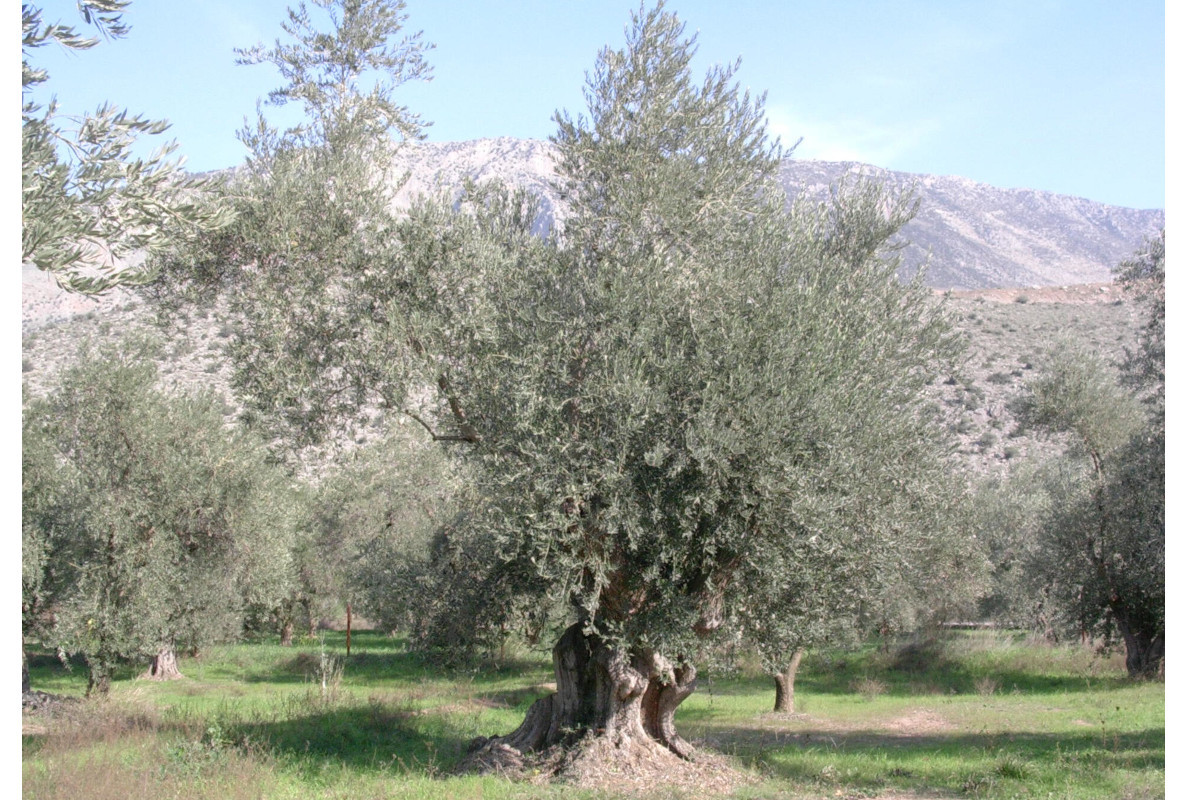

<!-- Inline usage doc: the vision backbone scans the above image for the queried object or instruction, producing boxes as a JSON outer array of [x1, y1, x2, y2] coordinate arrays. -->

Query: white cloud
[[765, 105, 941, 168]]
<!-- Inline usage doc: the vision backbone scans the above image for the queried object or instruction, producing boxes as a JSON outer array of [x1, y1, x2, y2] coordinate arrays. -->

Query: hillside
[[936, 282, 1145, 477]]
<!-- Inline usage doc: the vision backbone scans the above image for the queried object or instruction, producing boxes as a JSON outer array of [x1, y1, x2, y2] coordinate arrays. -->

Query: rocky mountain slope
[[936, 283, 1145, 477], [391, 137, 1163, 290], [22, 137, 1161, 330]]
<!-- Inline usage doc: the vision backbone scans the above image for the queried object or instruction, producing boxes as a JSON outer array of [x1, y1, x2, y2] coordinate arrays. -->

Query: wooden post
[[346, 603, 352, 657]]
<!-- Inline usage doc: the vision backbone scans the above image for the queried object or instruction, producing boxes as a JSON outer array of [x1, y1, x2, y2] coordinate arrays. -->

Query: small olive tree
[[308, 425, 457, 639], [1019, 344, 1162, 676], [22, 338, 294, 693], [971, 465, 1065, 636], [1018, 233, 1165, 677], [1115, 230, 1164, 412]]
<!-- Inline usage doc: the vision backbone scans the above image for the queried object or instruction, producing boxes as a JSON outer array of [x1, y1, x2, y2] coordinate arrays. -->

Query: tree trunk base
[[1121, 628, 1165, 679], [772, 650, 804, 713], [460, 622, 715, 785], [140, 647, 184, 681]]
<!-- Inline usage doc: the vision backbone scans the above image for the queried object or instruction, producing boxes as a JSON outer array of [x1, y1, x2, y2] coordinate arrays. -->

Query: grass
[[23, 630, 1164, 799]]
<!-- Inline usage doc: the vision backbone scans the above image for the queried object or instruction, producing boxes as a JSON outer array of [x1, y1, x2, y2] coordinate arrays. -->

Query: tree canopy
[[1019, 346, 1163, 676], [146, 0, 432, 462], [1115, 230, 1165, 418], [1015, 233, 1165, 677]]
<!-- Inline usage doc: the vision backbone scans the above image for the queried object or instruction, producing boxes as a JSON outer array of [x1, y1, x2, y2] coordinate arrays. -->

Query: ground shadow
[[26, 650, 139, 692], [793, 663, 1131, 697]]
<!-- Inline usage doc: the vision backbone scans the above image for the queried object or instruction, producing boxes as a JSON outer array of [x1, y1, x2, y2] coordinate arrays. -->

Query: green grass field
[[22, 631, 1163, 799]]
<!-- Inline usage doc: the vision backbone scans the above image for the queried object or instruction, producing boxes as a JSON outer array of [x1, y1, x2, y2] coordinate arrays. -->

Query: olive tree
[[22, 338, 294, 693], [22, 389, 89, 694], [145, 0, 431, 461], [308, 424, 458, 640], [1115, 230, 1164, 411], [733, 541, 861, 714], [151, 0, 968, 768], [1019, 345, 1162, 676], [305, 425, 543, 665], [971, 466, 1064, 636], [442, 8, 962, 762], [1018, 234, 1165, 677], [238, 482, 313, 646]]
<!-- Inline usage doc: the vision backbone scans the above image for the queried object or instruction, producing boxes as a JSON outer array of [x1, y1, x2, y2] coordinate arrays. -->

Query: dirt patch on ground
[[546, 740, 751, 797], [461, 734, 753, 797], [882, 710, 956, 736], [424, 696, 513, 714]]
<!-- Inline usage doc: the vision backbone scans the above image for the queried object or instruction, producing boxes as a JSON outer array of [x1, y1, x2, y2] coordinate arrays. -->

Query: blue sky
[[24, 1, 1166, 209]]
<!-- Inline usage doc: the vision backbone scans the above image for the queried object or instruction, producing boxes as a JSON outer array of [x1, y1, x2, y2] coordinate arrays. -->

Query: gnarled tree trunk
[[771, 649, 804, 713], [465, 622, 698, 770], [280, 618, 295, 647], [640, 653, 697, 758], [141, 645, 183, 681]]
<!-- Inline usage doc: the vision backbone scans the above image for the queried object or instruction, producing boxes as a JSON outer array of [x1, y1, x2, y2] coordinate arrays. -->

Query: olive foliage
[[166, 0, 964, 664], [147, 0, 432, 459], [408, 7, 968, 663], [307, 426, 457, 638], [22, 1, 230, 293], [150, 4, 977, 722]]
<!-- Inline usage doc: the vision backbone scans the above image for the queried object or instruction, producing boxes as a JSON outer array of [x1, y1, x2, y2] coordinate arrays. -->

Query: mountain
[[22, 136, 1162, 334], [392, 137, 1163, 290]]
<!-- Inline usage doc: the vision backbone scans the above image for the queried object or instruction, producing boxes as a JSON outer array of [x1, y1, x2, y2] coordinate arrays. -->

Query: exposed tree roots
[[461, 730, 749, 795]]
